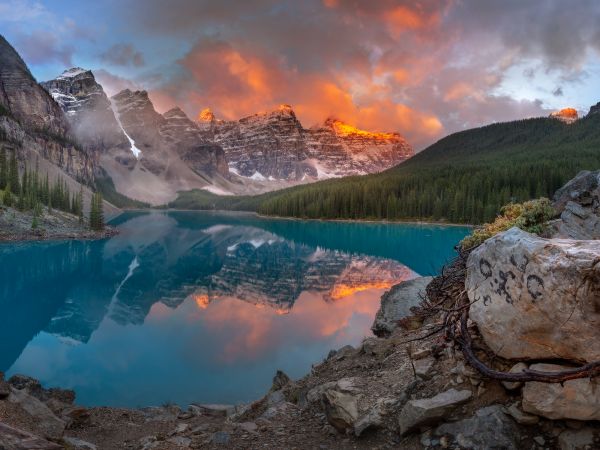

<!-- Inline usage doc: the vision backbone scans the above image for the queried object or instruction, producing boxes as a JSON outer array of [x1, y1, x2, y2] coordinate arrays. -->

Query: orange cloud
[[386, 5, 441, 36]]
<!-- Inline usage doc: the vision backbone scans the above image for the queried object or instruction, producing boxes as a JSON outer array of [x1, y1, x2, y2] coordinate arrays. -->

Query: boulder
[[306, 377, 360, 404], [522, 363, 600, 421], [0, 421, 62, 450], [413, 357, 435, 380], [353, 407, 383, 437], [371, 276, 433, 337], [553, 170, 600, 213], [558, 428, 597, 450], [466, 227, 600, 362], [353, 397, 396, 437], [551, 170, 600, 239], [552, 200, 600, 239], [8, 388, 66, 440], [398, 388, 472, 435], [433, 405, 520, 450], [322, 389, 360, 432]]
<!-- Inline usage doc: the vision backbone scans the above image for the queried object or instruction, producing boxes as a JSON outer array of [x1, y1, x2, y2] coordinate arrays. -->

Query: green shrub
[[461, 198, 555, 249]]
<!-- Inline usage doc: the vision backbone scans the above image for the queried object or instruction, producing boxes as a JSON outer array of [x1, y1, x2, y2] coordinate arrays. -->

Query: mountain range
[[4, 31, 600, 225], [170, 101, 600, 224], [0, 34, 414, 208]]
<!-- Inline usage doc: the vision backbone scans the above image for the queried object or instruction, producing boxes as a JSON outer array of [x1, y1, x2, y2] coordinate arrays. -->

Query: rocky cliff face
[[40, 68, 135, 170], [199, 105, 414, 181], [160, 107, 229, 178], [0, 35, 94, 185], [0, 36, 69, 138], [306, 118, 414, 177], [201, 104, 310, 180]]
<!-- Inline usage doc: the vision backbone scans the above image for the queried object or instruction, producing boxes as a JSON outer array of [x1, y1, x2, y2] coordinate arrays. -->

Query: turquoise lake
[[0, 211, 469, 407]]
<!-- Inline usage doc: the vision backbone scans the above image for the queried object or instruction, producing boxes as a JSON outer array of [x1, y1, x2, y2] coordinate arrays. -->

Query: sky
[[2, 0, 600, 149]]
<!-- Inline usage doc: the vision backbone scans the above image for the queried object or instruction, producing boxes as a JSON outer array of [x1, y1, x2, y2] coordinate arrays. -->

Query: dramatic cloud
[[8, 0, 600, 148], [94, 69, 143, 97], [100, 43, 145, 67]]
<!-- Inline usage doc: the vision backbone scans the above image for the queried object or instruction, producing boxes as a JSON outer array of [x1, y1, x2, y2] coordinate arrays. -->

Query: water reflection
[[0, 211, 469, 406]]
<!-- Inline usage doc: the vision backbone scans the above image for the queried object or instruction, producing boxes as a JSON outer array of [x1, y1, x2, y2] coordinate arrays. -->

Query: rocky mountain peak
[[111, 89, 155, 114], [41, 67, 130, 154], [55, 67, 93, 81], [549, 107, 578, 124], [324, 117, 401, 141], [198, 108, 216, 122], [587, 102, 600, 117], [277, 103, 295, 115], [163, 106, 189, 121]]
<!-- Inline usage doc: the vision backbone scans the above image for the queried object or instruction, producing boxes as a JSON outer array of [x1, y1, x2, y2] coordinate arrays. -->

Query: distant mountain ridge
[[41, 64, 413, 204], [170, 101, 600, 225], [198, 104, 413, 180]]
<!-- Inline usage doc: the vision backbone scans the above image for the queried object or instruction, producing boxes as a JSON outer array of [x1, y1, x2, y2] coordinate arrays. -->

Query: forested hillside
[[170, 112, 600, 224]]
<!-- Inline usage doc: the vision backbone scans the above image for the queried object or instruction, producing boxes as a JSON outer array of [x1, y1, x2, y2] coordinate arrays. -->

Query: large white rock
[[466, 227, 600, 362], [522, 363, 600, 421]]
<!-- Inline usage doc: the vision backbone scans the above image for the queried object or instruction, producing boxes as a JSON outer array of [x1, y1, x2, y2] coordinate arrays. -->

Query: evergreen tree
[[0, 146, 7, 190], [3, 185, 13, 207], [89, 192, 104, 230], [8, 150, 19, 194], [77, 185, 84, 224]]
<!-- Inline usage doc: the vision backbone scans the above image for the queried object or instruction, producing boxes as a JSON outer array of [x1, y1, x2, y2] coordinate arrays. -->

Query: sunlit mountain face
[[0, 211, 469, 407]]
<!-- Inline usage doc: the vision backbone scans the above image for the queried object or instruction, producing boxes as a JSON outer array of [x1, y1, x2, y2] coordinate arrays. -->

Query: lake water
[[0, 211, 469, 407]]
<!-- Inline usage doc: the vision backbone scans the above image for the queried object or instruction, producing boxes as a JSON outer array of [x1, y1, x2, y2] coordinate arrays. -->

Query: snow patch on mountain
[[110, 99, 141, 158]]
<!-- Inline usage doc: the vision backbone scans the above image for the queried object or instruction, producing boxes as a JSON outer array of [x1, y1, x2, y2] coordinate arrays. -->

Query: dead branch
[[408, 246, 600, 384]]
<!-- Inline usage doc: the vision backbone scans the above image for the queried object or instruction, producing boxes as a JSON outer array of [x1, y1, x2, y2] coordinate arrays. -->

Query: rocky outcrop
[[549, 108, 579, 124], [552, 170, 600, 239], [466, 227, 600, 362], [0, 35, 94, 184], [0, 36, 69, 137], [586, 102, 600, 117], [522, 363, 600, 421], [200, 105, 414, 181], [371, 276, 431, 337]]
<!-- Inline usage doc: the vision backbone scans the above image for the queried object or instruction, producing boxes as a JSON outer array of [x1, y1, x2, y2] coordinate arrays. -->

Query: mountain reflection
[[0, 211, 468, 406]]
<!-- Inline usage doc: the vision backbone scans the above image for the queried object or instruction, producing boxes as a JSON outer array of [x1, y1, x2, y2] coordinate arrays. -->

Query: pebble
[[533, 436, 545, 445]]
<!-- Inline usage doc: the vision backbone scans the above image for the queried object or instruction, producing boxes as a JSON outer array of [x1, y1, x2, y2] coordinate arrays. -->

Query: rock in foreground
[[398, 388, 472, 435], [466, 227, 600, 362], [522, 363, 600, 421], [371, 276, 432, 337]]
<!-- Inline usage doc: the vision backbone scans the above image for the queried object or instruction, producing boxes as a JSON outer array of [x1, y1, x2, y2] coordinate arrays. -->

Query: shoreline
[[124, 207, 475, 228], [0, 227, 119, 243]]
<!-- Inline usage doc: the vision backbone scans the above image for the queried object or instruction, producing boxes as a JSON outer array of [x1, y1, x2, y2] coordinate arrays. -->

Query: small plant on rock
[[461, 198, 555, 250]]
